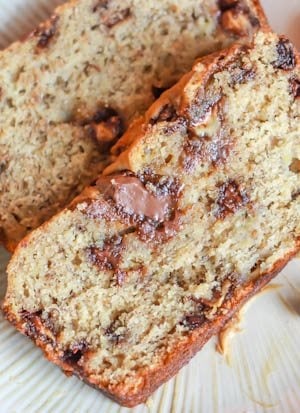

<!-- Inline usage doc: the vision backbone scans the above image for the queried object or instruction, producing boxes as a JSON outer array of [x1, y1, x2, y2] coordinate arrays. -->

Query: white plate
[[0, 1, 299, 412]]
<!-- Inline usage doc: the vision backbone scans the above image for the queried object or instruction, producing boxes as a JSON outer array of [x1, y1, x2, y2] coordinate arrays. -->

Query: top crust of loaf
[[4, 28, 299, 407], [0, 0, 267, 250]]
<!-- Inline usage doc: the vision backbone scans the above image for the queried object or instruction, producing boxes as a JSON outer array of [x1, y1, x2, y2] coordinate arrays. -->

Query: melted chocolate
[[273, 39, 296, 71], [96, 175, 173, 222], [87, 172, 182, 244], [104, 321, 127, 344], [20, 309, 53, 344], [138, 210, 181, 244], [229, 65, 255, 85], [215, 179, 249, 219], [62, 341, 88, 365], [188, 91, 222, 126], [87, 235, 123, 272], [34, 16, 59, 49], [181, 314, 207, 330], [78, 107, 124, 151], [289, 158, 300, 174], [150, 104, 178, 125], [290, 78, 300, 99], [219, 1, 260, 36], [183, 108, 232, 171], [218, 0, 239, 11], [93, 2, 131, 28]]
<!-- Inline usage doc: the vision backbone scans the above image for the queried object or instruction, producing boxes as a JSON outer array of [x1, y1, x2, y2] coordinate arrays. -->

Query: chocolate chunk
[[150, 104, 178, 124], [92, 107, 118, 123], [92, 0, 110, 12], [87, 235, 124, 272], [104, 321, 126, 344], [104, 8, 131, 28], [290, 159, 300, 174], [219, 1, 259, 36], [91, 115, 123, 151], [216, 179, 249, 219], [20, 310, 43, 340], [0, 158, 8, 174], [218, 0, 239, 11], [182, 140, 204, 172], [273, 39, 296, 71], [181, 314, 206, 330], [188, 91, 222, 126], [93, 172, 182, 244], [290, 78, 300, 99], [182, 129, 232, 171], [292, 189, 300, 200], [96, 175, 173, 221], [229, 66, 255, 85], [87, 233, 134, 286], [62, 341, 88, 364], [34, 16, 59, 49], [138, 210, 181, 244], [82, 107, 124, 151], [93, 2, 131, 28]]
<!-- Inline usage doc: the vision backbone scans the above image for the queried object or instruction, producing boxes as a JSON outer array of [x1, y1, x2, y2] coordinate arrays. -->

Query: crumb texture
[[5, 30, 299, 407]]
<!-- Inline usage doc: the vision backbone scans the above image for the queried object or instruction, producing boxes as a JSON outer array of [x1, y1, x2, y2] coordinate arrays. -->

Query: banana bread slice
[[0, 0, 267, 250], [4, 29, 299, 407]]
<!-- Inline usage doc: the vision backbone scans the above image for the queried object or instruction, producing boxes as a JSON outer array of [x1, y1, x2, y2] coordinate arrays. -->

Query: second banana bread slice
[[0, 0, 267, 249]]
